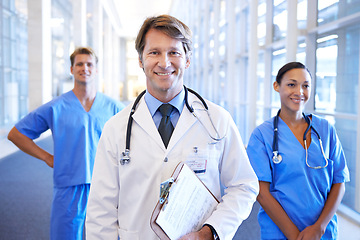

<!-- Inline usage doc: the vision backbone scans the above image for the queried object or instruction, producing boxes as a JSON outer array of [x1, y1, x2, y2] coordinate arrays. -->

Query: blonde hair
[[70, 47, 98, 66]]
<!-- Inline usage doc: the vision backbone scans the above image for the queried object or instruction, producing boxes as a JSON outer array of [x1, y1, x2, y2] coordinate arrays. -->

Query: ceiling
[[113, 0, 174, 38]]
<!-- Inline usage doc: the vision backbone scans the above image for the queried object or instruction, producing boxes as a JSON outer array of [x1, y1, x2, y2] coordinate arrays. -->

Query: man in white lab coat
[[86, 14, 259, 240]]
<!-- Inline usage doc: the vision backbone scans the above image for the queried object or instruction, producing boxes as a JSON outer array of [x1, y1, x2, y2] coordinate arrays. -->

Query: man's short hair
[[135, 14, 192, 61], [70, 47, 98, 66]]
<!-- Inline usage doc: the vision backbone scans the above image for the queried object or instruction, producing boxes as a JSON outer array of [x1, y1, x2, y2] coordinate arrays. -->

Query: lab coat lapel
[[132, 98, 164, 149], [166, 94, 198, 150], [131, 93, 202, 151]]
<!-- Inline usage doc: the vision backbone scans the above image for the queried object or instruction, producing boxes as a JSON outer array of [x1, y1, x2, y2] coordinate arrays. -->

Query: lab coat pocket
[[118, 228, 139, 240], [184, 144, 221, 182], [184, 145, 211, 175]]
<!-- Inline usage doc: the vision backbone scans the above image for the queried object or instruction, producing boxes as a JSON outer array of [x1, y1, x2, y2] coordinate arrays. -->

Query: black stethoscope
[[120, 86, 224, 165], [272, 109, 328, 169]]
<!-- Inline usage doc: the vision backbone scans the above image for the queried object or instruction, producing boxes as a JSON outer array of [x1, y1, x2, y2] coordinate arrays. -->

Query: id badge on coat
[[185, 146, 208, 174]]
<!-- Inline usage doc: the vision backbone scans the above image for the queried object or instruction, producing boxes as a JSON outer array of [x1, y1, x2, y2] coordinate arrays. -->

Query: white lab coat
[[86, 93, 259, 240]]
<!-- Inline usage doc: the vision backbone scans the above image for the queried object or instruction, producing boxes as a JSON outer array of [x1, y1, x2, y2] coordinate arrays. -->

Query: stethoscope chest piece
[[120, 149, 131, 165], [272, 151, 282, 164], [271, 109, 328, 169]]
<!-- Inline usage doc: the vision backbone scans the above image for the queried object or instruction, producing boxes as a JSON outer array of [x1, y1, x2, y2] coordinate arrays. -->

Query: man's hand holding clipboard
[[150, 162, 219, 240]]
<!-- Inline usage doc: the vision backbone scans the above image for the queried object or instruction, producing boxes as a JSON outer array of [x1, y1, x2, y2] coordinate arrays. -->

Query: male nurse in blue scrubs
[[7, 47, 124, 240]]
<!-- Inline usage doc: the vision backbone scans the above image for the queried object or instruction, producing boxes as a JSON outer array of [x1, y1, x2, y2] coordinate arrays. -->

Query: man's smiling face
[[71, 54, 97, 85], [139, 28, 190, 102]]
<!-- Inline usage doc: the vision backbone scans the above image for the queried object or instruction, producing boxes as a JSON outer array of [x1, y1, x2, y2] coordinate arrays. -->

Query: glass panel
[[297, 41, 306, 64], [3, 0, 15, 9], [315, 24, 359, 114], [0, 40, 2, 66], [51, 0, 73, 97], [273, 0, 287, 41], [257, 52, 265, 104], [6, 80, 19, 123], [233, 57, 248, 104], [315, 35, 337, 113], [297, 0, 307, 29], [208, 68, 214, 101], [271, 48, 286, 107], [219, 31, 226, 58], [15, 0, 28, 16], [219, 0, 226, 60], [209, 1, 215, 66], [18, 70, 28, 118], [193, 30, 199, 74], [0, 98, 3, 126], [336, 25, 359, 114], [258, 0, 266, 46], [236, 0, 249, 53], [0, 68, 2, 97], [318, 0, 360, 26], [218, 64, 226, 108], [209, 35, 215, 65], [86, 0, 93, 47], [11, 38, 16, 67], [0, 0, 28, 133], [3, 0, 11, 8], [2, 9, 12, 38], [3, 38, 12, 68], [320, 115, 357, 212], [256, 107, 263, 128], [318, 1, 338, 25]]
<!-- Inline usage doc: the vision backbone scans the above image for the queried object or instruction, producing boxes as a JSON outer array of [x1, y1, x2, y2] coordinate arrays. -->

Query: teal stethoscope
[[120, 86, 225, 165], [272, 109, 328, 169]]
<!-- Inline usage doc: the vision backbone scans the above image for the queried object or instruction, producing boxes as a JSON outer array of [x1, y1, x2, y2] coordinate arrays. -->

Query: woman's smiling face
[[274, 68, 312, 114]]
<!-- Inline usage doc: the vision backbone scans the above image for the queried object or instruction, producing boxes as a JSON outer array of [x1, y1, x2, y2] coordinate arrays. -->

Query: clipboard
[[150, 162, 219, 240]]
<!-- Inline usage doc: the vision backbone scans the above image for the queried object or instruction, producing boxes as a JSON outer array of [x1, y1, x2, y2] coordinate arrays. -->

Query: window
[[0, 0, 28, 133], [258, 0, 266, 46], [273, 0, 287, 41], [86, 0, 94, 47], [318, 0, 360, 26], [315, 23, 360, 211], [297, 40, 306, 64], [271, 47, 286, 107], [51, 0, 73, 97], [256, 52, 265, 125], [315, 34, 338, 113], [298, 0, 307, 29]]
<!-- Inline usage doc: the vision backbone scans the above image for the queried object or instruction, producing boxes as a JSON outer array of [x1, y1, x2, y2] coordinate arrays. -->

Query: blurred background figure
[[7, 47, 124, 240]]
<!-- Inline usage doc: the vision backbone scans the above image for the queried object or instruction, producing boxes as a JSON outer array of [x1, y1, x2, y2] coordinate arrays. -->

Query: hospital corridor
[[1, 0, 360, 239]]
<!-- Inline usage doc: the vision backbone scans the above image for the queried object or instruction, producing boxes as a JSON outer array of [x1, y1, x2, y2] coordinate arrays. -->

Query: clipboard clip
[[159, 177, 174, 204]]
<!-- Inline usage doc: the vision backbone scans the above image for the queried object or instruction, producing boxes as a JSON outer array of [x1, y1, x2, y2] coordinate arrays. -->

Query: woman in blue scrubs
[[246, 62, 350, 240]]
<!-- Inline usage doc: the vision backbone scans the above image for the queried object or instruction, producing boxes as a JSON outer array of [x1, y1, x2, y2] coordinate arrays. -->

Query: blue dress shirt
[[144, 88, 185, 129]]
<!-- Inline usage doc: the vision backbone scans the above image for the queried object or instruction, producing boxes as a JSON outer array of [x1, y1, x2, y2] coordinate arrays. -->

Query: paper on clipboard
[[150, 162, 219, 240]]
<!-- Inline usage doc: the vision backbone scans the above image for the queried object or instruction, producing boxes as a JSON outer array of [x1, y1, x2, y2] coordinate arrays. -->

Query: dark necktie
[[158, 104, 174, 148]]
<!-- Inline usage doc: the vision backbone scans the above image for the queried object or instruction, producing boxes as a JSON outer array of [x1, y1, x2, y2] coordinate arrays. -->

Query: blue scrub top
[[15, 91, 124, 188], [246, 114, 350, 240]]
